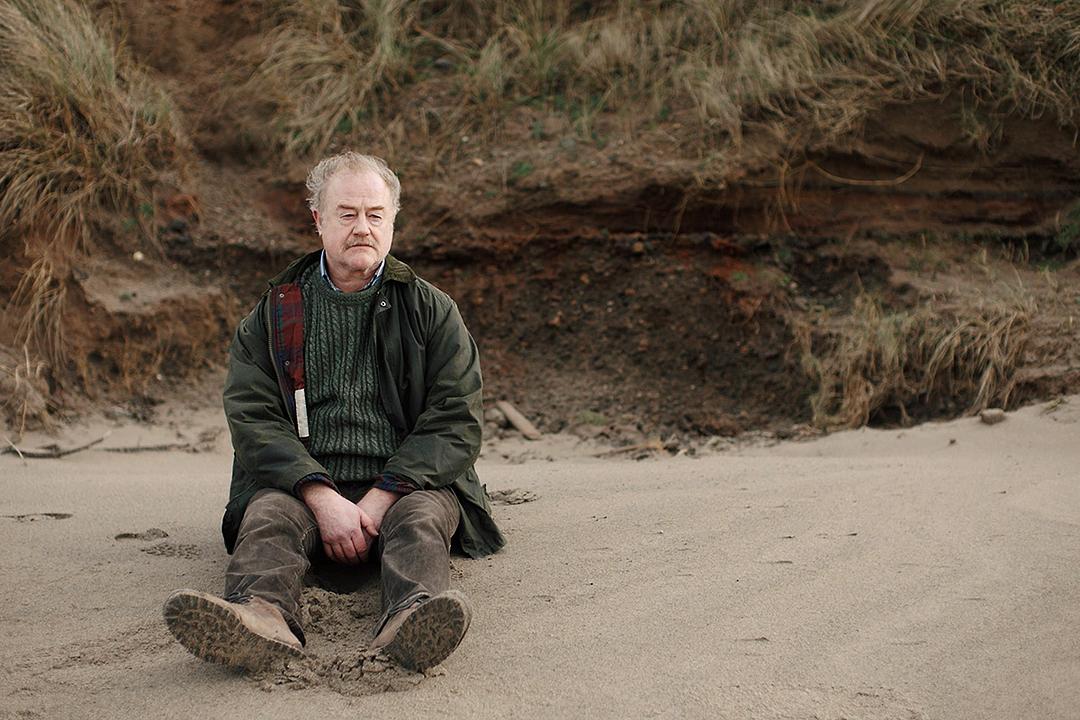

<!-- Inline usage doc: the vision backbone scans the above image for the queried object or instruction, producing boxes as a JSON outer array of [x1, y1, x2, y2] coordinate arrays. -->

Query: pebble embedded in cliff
[[980, 408, 1006, 425]]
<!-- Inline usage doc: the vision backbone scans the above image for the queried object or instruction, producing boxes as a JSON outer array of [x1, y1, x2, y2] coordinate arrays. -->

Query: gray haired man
[[164, 152, 504, 671]]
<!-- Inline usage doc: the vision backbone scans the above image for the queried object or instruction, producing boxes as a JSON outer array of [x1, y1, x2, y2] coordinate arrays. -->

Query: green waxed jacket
[[221, 251, 505, 558]]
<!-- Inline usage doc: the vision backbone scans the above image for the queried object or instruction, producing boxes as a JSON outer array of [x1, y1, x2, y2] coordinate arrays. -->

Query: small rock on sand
[[980, 408, 1006, 425], [488, 488, 539, 505]]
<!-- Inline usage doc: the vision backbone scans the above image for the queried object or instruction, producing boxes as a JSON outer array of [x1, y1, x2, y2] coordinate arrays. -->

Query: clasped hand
[[299, 484, 400, 565]]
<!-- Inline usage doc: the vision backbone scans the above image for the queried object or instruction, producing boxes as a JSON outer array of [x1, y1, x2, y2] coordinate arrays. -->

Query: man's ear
[[311, 208, 321, 233]]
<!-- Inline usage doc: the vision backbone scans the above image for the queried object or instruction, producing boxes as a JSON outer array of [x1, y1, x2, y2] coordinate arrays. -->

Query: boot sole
[[385, 590, 472, 672], [163, 589, 302, 671]]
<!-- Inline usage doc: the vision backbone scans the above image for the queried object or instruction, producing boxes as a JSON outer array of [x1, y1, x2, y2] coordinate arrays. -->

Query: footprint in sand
[[488, 488, 539, 505], [114, 528, 169, 541], [140, 542, 201, 559], [114, 529, 199, 558], [2, 512, 72, 522]]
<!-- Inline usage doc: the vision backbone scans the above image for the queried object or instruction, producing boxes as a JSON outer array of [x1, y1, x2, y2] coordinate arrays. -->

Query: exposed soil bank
[[6, 5, 1080, 436]]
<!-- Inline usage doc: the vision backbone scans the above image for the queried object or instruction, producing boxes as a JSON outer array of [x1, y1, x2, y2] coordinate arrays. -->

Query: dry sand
[[2, 396, 1078, 719]]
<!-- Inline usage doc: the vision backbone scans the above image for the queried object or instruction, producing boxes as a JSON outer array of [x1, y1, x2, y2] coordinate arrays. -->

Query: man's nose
[[351, 217, 370, 236]]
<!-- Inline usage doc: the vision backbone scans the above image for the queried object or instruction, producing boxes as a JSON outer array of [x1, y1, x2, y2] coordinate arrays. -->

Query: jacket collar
[[266, 250, 416, 288]]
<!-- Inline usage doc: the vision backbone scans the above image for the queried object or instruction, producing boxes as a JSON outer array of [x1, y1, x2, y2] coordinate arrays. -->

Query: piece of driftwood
[[104, 428, 219, 454], [594, 439, 664, 457], [1, 433, 108, 459], [104, 442, 195, 454], [494, 400, 542, 440]]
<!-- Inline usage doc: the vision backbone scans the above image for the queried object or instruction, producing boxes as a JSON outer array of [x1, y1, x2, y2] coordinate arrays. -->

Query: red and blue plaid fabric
[[374, 472, 417, 495], [269, 282, 306, 425]]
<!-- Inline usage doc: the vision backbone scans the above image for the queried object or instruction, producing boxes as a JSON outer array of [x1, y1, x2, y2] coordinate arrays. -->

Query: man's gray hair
[[305, 151, 401, 213]]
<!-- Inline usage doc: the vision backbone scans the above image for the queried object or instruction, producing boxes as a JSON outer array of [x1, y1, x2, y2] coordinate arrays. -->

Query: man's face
[[312, 169, 395, 288]]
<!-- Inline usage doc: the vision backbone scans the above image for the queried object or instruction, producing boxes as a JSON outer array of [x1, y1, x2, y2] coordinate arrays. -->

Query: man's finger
[[323, 542, 339, 563], [348, 525, 367, 549], [358, 511, 379, 538], [336, 540, 359, 564], [357, 529, 376, 562], [348, 525, 371, 556], [349, 535, 368, 562]]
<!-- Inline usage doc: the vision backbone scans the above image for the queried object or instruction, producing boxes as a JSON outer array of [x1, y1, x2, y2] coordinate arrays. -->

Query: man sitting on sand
[[163, 151, 504, 672]]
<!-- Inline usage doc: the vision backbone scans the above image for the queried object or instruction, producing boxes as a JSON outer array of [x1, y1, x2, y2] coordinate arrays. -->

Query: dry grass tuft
[[241, 0, 1080, 165], [800, 292, 1034, 429], [244, 0, 416, 158], [0, 345, 54, 439], [0, 0, 189, 370]]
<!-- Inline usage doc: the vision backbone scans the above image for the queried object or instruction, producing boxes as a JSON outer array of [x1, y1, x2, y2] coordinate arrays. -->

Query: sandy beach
[[2, 396, 1078, 719], [5, 3, 1080, 718]]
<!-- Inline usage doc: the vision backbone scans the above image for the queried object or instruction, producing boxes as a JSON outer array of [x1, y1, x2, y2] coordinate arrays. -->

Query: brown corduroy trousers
[[223, 486, 460, 643]]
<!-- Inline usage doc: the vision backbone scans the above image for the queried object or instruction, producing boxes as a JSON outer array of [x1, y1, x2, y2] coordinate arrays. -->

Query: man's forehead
[[325, 169, 391, 204]]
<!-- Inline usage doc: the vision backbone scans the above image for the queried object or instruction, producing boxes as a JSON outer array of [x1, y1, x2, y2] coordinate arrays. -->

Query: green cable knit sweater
[[300, 263, 399, 484]]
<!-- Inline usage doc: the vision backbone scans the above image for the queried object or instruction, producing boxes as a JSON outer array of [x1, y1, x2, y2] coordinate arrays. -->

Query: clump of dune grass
[[245, 0, 415, 158], [0, 0, 189, 372], [243, 0, 1080, 165], [0, 345, 53, 439], [800, 292, 1033, 429]]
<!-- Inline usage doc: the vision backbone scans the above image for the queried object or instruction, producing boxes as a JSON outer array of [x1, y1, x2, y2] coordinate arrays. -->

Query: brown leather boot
[[370, 590, 472, 672], [163, 589, 303, 671]]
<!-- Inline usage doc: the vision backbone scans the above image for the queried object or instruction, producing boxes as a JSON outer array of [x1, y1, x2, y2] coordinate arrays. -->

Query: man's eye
[[369, 215, 382, 223], [340, 213, 355, 221]]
